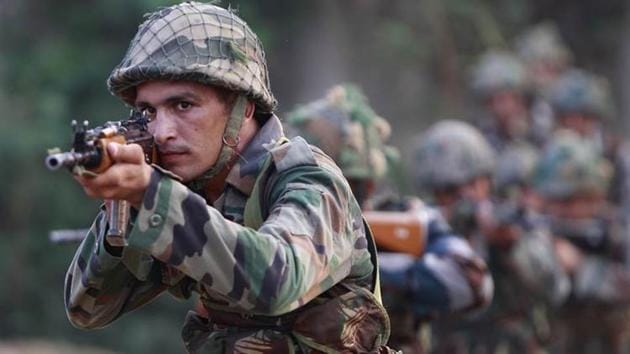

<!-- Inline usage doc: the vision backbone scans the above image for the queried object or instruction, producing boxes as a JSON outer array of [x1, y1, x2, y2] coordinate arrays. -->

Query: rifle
[[45, 111, 156, 247], [363, 210, 426, 257]]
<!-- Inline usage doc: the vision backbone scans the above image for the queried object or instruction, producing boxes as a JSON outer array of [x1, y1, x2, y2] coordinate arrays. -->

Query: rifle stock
[[363, 210, 426, 257]]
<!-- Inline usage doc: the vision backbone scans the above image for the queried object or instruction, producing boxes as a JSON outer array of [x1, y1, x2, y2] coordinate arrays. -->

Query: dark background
[[1, 0, 628, 352]]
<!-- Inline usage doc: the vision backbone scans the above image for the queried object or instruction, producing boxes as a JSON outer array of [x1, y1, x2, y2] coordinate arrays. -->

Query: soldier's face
[[546, 194, 605, 219], [135, 80, 231, 182], [487, 90, 528, 135], [558, 113, 598, 138]]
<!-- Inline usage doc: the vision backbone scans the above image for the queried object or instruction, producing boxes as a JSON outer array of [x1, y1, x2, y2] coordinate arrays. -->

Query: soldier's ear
[[244, 100, 255, 120]]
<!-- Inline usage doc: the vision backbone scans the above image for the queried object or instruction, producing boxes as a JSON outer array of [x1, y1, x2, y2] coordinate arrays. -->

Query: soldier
[[548, 68, 630, 208], [414, 120, 565, 353], [285, 84, 392, 209], [286, 86, 493, 353], [64, 3, 393, 353], [493, 142, 572, 352], [532, 130, 630, 353], [470, 50, 545, 152], [515, 22, 572, 97], [413, 120, 496, 252], [515, 21, 573, 142], [548, 69, 614, 149]]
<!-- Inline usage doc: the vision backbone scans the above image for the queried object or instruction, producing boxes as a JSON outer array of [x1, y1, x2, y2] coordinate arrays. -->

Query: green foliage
[[0, 0, 195, 352]]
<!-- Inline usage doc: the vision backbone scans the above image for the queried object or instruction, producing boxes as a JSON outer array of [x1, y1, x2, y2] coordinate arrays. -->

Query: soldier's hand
[[554, 237, 583, 274], [486, 224, 520, 249], [74, 142, 151, 209]]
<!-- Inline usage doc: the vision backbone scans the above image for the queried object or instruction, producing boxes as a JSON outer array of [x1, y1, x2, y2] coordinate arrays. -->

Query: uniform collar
[[224, 115, 284, 196]]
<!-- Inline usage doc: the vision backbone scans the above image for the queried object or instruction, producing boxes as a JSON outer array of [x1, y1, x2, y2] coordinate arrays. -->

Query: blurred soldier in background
[[414, 120, 567, 353], [548, 68, 630, 209], [492, 142, 572, 353], [493, 142, 571, 307], [471, 50, 547, 152], [515, 22, 573, 98], [515, 21, 574, 142], [549, 69, 615, 151], [286, 84, 493, 353], [533, 130, 630, 353], [413, 120, 496, 255], [285, 84, 391, 209]]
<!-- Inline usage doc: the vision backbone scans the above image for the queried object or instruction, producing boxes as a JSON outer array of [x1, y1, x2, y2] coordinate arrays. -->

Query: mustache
[[156, 143, 190, 154]]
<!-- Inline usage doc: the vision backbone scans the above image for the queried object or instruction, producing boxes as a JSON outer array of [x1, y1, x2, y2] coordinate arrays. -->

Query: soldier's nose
[[150, 113, 177, 145]]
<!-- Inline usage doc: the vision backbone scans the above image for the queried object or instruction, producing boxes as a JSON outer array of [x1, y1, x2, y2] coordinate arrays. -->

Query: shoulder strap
[[363, 218, 383, 303]]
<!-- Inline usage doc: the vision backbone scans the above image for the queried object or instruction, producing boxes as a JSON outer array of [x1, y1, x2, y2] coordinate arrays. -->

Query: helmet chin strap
[[187, 94, 248, 193]]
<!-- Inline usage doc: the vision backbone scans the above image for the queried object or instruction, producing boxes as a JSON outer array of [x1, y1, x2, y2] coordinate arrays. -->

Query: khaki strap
[[363, 218, 383, 304], [188, 95, 248, 192]]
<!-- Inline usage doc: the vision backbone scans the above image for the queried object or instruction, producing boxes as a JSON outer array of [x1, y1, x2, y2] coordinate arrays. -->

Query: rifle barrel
[[45, 151, 99, 171]]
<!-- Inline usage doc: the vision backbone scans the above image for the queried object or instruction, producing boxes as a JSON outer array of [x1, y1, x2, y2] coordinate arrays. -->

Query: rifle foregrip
[[92, 135, 127, 173]]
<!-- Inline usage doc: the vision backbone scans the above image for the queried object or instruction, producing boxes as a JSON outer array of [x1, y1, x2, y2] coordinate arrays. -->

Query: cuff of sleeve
[[126, 167, 176, 255], [89, 208, 122, 272]]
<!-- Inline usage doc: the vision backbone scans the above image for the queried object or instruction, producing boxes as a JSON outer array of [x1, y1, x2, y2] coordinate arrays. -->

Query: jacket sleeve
[[379, 207, 494, 318], [123, 165, 368, 316], [64, 206, 193, 329]]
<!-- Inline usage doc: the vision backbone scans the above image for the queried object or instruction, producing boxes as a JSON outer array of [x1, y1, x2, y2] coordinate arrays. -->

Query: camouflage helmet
[[494, 142, 539, 197], [533, 129, 612, 199], [107, 2, 276, 113], [286, 84, 390, 180], [413, 120, 496, 190], [471, 50, 527, 98], [549, 69, 615, 121], [515, 21, 572, 68]]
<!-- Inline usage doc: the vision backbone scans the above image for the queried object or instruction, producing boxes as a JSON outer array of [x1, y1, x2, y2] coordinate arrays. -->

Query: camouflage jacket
[[65, 116, 391, 353]]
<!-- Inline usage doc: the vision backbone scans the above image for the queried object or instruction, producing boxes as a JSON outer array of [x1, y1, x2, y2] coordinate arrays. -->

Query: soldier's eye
[[139, 107, 156, 121], [176, 101, 192, 111]]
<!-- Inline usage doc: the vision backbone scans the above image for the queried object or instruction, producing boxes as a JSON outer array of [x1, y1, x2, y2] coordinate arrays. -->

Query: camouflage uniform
[[288, 93, 493, 354], [532, 130, 630, 354], [65, 4, 391, 353], [414, 120, 564, 353]]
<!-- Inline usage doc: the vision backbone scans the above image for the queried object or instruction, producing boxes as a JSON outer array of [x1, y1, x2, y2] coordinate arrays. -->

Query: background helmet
[[549, 69, 615, 121], [471, 50, 527, 99], [107, 2, 276, 113], [286, 84, 390, 180], [413, 120, 496, 191], [515, 21, 572, 68], [532, 129, 612, 199]]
